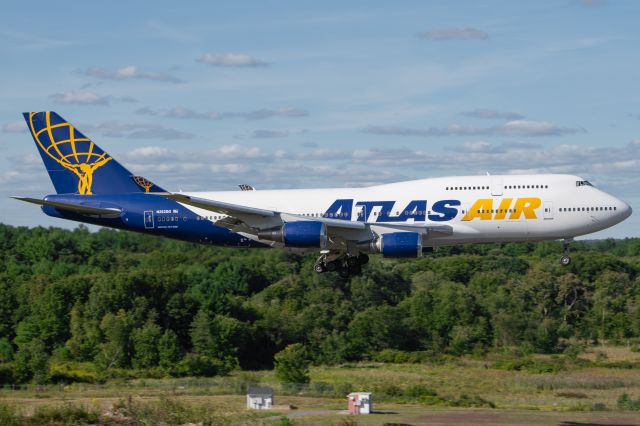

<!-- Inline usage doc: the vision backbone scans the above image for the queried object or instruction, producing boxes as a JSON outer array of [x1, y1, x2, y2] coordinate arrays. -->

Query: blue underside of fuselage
[[40, 193, 267, 248]]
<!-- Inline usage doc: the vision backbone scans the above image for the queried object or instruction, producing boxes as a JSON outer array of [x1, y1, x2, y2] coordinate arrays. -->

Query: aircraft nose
[[621, 201, 632, 219], [616, 199, 632, 221]]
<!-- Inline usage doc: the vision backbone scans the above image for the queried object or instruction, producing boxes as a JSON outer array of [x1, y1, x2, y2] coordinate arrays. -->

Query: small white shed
[[347, 392, 372, 414], [247, 386, 274, 410]]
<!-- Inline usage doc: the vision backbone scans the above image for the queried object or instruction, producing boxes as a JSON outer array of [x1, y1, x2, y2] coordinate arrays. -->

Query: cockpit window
[[576, 180, 593, 187]]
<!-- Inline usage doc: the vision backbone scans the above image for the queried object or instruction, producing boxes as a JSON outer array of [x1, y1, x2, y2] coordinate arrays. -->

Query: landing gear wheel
[[560, 255, 571, 266], [326, 260, 339, 272], [346, 256, 359, 267], [349, 264, 362, 275], [314, 263, 326, 274], [358, 253, 369, 265]]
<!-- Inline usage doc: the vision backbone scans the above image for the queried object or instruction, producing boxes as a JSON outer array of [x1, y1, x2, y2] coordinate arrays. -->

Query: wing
[[162, 193, 276, 217], [157, 192, 450, 247], [12, 196, 121, 217], [160, 192, 365, 231]]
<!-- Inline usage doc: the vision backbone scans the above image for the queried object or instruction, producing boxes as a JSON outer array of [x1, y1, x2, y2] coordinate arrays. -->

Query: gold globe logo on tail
[[27, 112, 112, 195], [132, 176, 154, 193]]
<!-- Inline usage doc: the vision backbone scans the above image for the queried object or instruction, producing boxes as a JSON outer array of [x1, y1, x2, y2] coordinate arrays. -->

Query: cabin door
[[491, 176, 503, 196], [355, 204, 368, 222], [144, 210, 154, 229], [543, 201, 554, 220]]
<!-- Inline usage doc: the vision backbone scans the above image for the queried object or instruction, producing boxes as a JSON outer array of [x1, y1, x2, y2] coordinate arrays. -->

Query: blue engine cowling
[[375, 231, 422, 258], [258, 221, 328, 248]]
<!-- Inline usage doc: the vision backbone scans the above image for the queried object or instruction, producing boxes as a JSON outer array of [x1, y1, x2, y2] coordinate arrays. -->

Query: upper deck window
[[576, 180, 593, 187]]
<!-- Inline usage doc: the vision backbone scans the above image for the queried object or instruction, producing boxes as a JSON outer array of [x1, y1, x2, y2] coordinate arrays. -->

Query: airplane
[[14, 111, 632, 277]]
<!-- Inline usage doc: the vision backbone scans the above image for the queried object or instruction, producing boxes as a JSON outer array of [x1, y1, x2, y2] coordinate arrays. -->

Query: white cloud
[[213, 144, 266, 159], [2, 120, 27, 133], [3, 136, 634, 209], [459, 109, 524, 120], [363, 120, 584, 138], [451, 141, 505, 153], [136, 106, 308, 120], [251, 130, 290, 139], [419, 27, 489, 41], [500, 120, 580, 136], [129, 146, 170, 158], [196, 52, 268, 67], [49, 91, 110, 105], [210, 163, 251, 174], [84, 65, 183, 83], [82, 122, 193, 140]]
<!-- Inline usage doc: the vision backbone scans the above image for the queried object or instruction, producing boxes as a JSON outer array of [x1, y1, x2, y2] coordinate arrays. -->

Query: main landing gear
[[560, 238, 572, 266], [314, 253, 369, 278]]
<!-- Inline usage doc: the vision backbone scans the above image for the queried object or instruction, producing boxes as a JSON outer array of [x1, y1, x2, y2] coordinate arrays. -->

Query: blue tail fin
[[23, 111, 164, 195]]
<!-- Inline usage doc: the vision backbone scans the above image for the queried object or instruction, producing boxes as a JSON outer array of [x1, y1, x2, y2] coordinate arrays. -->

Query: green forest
[[0, 223, 639, 385]]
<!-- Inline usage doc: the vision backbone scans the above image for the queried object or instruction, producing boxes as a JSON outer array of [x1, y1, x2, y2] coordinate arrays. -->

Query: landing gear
[[314, 253, 369, 277], [560, 238, 572, 266]]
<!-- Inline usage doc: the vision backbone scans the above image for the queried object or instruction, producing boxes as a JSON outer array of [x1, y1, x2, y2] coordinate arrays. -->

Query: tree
[[1, 223, 640, 384], [347, 305, 411, 356], [165, 293, 198, 348], [158, 329, 182, 369], [13, 339, 49, 384], [131, 320, 162, 368], [95, 310, 133, 369], [65, 303, 100, 361], [274, 343, 310, 384], [0, 275, 16, 339], [0, 338, 14, 363], [190, 309, 213, 356], [589, 271, 633, 341], [179, 353, 218, 377]]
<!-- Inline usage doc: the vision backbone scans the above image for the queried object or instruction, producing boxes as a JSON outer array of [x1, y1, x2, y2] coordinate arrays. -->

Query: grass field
[[3, 346, 640, 425]]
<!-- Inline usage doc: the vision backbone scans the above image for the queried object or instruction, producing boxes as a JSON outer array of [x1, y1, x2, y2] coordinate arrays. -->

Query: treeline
[[0, 224, 639, 384]]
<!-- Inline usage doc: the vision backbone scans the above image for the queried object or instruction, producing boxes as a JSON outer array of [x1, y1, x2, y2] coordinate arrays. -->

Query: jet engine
[[367, 231, 422, 258], [258, 221, 328, 248]]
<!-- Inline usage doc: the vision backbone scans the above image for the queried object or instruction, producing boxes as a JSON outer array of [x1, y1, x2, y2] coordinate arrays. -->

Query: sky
[[0, 0, 638, 238]]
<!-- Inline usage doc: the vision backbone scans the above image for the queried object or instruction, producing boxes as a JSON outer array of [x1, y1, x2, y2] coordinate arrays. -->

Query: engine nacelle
[[258, 221, 328, 248], [369, 231, 422, 258]]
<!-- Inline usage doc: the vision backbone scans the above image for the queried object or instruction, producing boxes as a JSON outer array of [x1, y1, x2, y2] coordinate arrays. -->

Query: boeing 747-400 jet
[[14, 112, 632, 277]]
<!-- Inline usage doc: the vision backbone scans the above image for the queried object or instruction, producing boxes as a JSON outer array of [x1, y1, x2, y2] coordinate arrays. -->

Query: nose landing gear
[[560, 238, 572, 266]]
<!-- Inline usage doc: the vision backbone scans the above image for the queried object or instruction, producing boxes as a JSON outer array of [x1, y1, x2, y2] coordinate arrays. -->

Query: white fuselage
[[183, 174, 631, 248]]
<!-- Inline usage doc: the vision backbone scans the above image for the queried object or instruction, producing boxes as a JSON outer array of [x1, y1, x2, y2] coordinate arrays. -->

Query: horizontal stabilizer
[[11, 196, 121, 217]]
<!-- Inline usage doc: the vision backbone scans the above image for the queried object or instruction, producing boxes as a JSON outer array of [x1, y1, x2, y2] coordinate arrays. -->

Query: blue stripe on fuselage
[[40, 193, 266, 248]]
